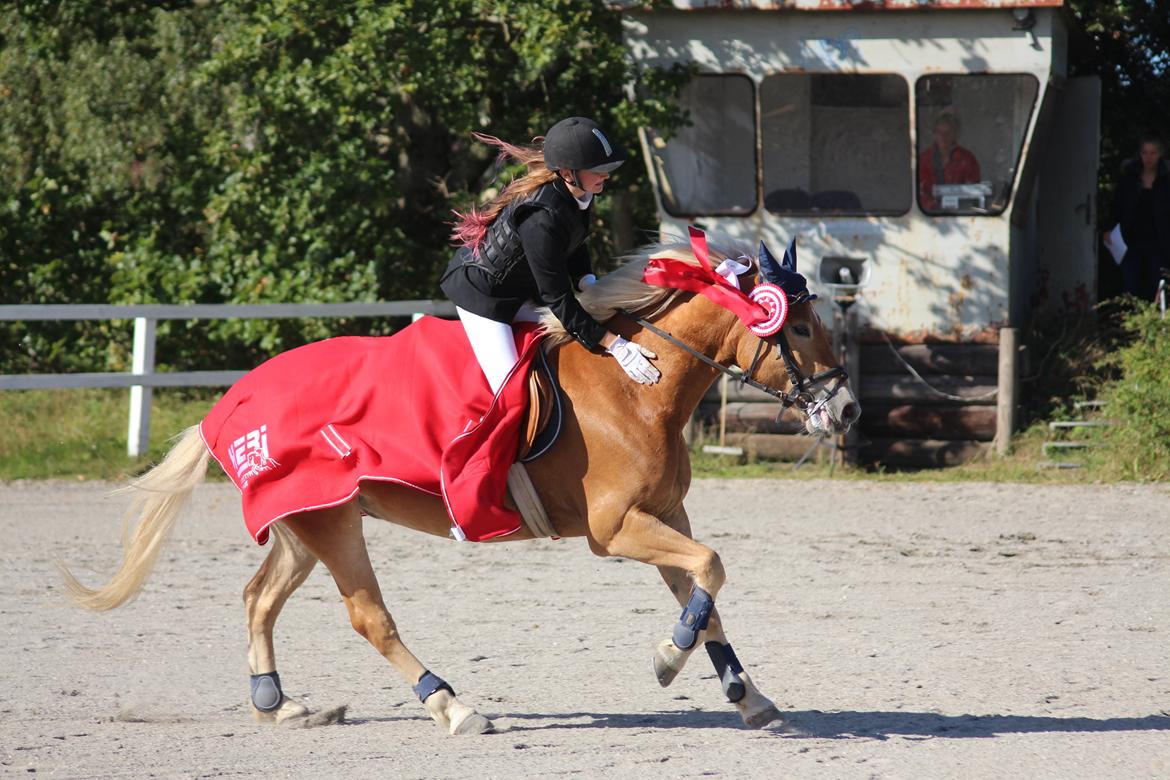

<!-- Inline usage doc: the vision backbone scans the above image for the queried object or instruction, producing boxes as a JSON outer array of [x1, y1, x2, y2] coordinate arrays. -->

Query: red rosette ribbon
[[642, 226, 777, 330]]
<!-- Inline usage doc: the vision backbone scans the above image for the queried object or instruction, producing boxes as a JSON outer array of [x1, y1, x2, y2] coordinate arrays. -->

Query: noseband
[[629, 304, 848, 415], [755, 329, 848, 414]]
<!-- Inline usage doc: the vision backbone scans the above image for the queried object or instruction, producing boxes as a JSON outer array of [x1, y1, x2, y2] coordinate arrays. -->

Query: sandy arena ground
[[2, 478, 1169, 779]]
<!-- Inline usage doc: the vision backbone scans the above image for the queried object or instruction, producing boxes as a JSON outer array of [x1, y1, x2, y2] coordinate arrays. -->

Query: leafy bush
[[1089, 303, 1170, 479]]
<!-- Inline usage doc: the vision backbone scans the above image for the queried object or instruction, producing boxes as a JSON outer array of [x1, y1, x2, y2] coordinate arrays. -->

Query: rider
[[440, 116, 660, 394]]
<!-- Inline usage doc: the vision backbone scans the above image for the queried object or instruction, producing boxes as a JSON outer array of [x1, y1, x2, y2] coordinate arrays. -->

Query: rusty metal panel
[[651, 211, 1016, 339], [631, 1, 1064, 10], [625, 11, 1058, 75], [626, 5, 1060, 337]]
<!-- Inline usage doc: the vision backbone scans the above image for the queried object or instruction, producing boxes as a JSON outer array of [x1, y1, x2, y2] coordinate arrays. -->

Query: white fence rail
[[1, 301, 457, 457]]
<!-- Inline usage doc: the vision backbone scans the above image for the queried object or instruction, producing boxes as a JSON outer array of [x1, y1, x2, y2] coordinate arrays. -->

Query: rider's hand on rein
[[606, 336, 660, 385]]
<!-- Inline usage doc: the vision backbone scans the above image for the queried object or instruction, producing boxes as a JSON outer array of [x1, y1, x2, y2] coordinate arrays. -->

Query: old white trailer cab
[[623, 0, 1099, 341]]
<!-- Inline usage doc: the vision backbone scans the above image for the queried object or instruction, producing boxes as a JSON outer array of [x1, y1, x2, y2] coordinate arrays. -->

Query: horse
[[58, 232, 859, 735]]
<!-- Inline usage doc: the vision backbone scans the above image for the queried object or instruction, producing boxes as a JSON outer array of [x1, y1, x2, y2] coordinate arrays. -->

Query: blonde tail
[[58, 425, 211, 611]]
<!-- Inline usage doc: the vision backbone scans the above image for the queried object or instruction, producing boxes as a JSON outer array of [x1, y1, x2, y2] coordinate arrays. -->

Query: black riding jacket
[[440, 179, 608, 350], [1112, 157, 1170, 256]]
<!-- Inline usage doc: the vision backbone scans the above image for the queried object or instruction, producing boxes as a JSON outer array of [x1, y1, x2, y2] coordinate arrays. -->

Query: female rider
[[441, 116, 659, 394]]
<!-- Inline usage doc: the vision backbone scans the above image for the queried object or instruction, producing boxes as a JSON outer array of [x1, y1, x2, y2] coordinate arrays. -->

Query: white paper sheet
[[1106, 223, 1128, 266]]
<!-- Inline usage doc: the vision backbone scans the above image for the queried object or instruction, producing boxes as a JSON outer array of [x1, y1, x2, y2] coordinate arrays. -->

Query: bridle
[[627, 291, 849, 414]]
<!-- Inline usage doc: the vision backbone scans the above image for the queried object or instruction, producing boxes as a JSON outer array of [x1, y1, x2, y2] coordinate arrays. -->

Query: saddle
[[508, 347, 564, 539], [516, 347, 563, 462]]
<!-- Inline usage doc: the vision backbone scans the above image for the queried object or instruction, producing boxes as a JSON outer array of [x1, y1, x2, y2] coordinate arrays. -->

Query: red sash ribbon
[[642, 227, 768, 326]]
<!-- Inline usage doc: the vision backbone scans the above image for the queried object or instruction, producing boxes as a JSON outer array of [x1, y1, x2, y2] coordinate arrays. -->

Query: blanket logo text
[[229, 424, 280, 487]]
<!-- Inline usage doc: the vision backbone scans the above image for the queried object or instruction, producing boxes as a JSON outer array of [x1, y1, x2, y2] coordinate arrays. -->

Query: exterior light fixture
[[1012, 8, 1036, 31]]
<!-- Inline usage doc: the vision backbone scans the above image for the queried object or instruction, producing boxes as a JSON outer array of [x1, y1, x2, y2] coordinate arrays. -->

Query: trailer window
[[646, 74, 757, 216], [760, 73, 910, 216], [916, 74, 1039, 216]]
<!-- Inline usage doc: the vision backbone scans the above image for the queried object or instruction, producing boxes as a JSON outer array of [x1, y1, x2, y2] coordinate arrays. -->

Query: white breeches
[[456, 304, 543, 394]]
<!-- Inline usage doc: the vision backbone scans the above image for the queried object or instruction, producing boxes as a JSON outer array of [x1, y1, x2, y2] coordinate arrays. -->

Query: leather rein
[[626, 292, 848, 414]]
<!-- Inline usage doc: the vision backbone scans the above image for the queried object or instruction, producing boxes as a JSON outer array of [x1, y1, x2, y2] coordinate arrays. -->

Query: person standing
[[441, 117, 659, 394], [1106, 133, 1170, 302]]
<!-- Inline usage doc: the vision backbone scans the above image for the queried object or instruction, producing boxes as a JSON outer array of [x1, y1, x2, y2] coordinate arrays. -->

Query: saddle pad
[[199, 317, 544, 544]]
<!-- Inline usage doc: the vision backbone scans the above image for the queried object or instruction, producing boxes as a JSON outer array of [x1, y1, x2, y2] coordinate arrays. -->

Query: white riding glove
[[606, 337, 660, 385], [576, 273, 598, 291]]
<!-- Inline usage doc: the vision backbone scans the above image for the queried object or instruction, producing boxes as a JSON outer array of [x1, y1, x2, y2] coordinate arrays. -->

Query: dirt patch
[[3, 479, 1169, 778]]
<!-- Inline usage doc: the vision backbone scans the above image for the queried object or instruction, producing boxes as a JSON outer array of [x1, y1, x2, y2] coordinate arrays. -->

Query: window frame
[[651, 72, 759, 219], [759, 71, 913, 219], [913, 72, 1041, 218]]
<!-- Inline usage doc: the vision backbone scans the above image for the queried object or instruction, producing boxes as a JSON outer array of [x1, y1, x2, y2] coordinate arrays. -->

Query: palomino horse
[[60, 234, 859, 735]]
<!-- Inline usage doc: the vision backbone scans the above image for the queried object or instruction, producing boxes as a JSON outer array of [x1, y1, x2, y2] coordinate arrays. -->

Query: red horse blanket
[[199, 317, 543, 544]]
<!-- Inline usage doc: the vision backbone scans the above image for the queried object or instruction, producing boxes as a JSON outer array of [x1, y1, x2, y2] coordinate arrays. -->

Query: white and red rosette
[[642, 227, 793, 338], [747, 283, 788, 337]]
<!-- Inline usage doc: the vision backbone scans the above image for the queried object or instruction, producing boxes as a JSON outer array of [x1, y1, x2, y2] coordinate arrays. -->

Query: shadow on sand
[[497, 709, 1170, 739]]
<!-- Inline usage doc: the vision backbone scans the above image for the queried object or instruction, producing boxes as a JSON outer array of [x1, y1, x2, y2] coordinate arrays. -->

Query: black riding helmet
[[543, 117, 627, 174]]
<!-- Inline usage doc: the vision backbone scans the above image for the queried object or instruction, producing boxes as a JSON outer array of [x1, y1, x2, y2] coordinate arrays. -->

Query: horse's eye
[[792, 324, 812, 338]]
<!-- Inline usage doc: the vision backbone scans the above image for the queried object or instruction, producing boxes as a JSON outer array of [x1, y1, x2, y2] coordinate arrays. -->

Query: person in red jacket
[[917, 112, 982, 211]]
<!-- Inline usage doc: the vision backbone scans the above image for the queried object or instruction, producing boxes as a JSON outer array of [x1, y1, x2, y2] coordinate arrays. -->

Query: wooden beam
[[841, 306, 861, 466], [859, 404, 997, 441], [862, 438, 988, 468], [995, 327, 1019, 455], [859, 374, 998, 405], [860, 343, 999, 376], [0, 370, 246, 390], [697, 402, 806, 434], [0, 301, 457, 321], [721, 433, 829, 462]]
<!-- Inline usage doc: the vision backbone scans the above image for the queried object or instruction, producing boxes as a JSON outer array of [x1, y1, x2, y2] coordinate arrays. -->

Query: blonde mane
[[540, 235, 756, 347]]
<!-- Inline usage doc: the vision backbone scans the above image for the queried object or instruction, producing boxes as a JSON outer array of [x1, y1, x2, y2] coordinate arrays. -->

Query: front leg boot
[[671, 585, 713, 651]]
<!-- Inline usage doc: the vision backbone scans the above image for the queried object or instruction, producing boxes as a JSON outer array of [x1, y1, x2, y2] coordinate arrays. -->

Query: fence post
[[840, 306, 861, 465], [995, 327, 1018, 456], [127, 317, 157, 458]]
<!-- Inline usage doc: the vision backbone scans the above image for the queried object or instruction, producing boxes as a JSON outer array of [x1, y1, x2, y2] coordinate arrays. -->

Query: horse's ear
[[782, 237, 798, 273], [758, 240, 783, 284], [758, 237, 811, 298]]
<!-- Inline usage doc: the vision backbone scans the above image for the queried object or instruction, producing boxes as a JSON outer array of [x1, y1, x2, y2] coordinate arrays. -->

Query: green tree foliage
[[1, 1, 689, 372], [1, 3, 222, 370], [1068, 0, 1170, 194]]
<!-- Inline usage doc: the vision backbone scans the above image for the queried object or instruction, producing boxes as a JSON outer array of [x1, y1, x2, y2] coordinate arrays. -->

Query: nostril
[[841, 402, 858, 422]]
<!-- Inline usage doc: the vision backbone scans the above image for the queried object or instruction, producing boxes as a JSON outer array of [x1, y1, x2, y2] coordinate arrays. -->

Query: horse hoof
[[451, 712, 494, 735], [299, 704, 347, 728], [743, 703, 785, 730], [251, 696, 309, 724], [653, 655, 679, 687], [653, 639, 686, 687]]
